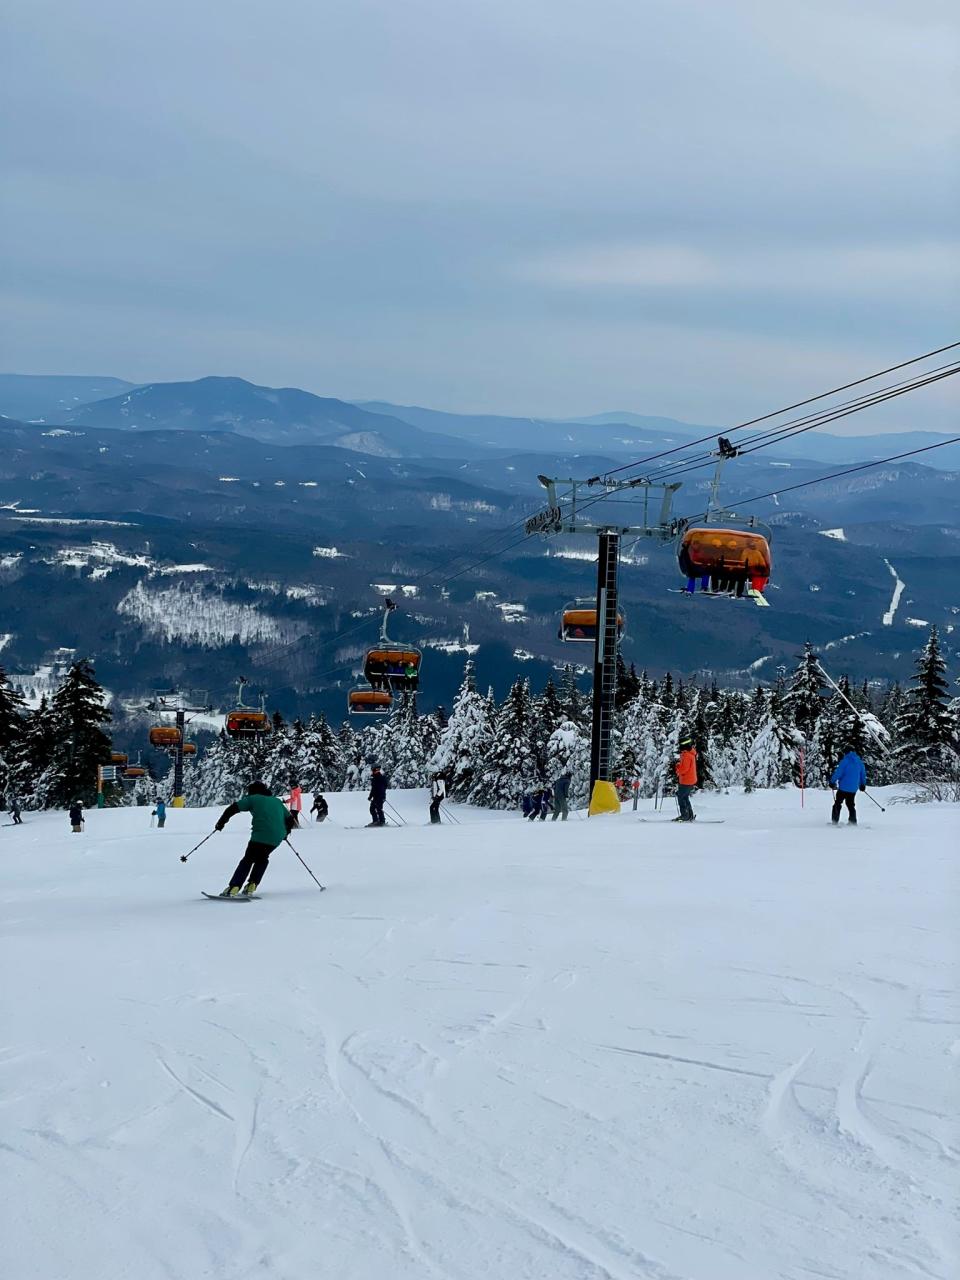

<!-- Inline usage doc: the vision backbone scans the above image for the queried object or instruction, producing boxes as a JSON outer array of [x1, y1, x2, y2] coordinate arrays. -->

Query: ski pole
[[862, 789, 886, 813], [179, 830, 217, 863], [284, 838, 326, 891], [439, 803, 460, 824], [385, 800, 406, 826]]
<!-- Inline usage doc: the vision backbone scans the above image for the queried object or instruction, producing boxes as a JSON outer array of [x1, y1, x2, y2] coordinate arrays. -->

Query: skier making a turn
[[215, 781, 296, 897], [829, 747, 866, 825], [675, 736, 698, 822]]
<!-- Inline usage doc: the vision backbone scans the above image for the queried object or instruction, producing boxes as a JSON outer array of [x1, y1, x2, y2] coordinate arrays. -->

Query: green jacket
[[219, 793, 289, 847]]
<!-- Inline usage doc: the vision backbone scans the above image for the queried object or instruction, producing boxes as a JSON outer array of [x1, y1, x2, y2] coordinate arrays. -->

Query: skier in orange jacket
[[674, 736, 698, 822]]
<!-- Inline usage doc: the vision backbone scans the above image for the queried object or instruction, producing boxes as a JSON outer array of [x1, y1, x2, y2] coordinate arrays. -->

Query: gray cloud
[[2, 0, 957, 429]]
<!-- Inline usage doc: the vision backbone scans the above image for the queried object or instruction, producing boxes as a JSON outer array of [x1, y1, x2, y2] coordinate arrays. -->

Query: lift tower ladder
[[525, 474, 682, 814]]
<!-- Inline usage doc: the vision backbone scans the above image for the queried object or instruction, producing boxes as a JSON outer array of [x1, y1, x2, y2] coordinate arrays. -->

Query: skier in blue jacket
[[829, 748, 866, 825]]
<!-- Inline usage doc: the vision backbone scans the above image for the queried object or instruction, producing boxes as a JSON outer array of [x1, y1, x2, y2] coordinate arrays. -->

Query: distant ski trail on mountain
[[881, 558, 905, 626]]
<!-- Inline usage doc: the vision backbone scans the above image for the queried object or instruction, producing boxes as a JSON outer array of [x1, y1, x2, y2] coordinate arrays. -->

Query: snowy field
[[2, 789, 957, 1280]]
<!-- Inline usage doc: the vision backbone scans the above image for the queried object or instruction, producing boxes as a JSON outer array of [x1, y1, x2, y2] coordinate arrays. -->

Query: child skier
[[68, 802, 84, 833], [287, 782, 303, 825], [11, 798, 23, 824], [674, 736, 698, 821], [152, 799, 166, 828], [215, 781, 296, 897], [829, 748, 866, 825], [310, 793, 329, 823]]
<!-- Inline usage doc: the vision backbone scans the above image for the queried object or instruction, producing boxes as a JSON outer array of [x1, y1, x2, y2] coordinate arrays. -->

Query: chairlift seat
[[678, 527, 772, 579], [348, 687, 393, 716]]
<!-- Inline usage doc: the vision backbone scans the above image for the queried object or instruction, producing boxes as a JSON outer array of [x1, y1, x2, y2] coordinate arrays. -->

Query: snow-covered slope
[[2, 790, 955, 1280]]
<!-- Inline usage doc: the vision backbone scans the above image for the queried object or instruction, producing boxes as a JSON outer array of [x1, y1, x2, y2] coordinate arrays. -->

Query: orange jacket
[[675, 747, 697, 786]]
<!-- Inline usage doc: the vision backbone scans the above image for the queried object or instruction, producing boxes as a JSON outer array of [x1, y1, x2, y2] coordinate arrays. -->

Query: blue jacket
[[830, 752, 866, 792]]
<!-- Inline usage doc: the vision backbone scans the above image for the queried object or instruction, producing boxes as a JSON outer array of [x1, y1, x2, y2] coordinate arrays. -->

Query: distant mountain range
[[0, 372, 957, 742], [4, 373, 958, 469]]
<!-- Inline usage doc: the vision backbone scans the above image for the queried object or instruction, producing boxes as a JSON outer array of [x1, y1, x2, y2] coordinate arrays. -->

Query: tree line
[[1, 629, 957, 812]]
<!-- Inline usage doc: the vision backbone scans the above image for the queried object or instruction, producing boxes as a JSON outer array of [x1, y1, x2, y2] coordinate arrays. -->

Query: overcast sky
[[2, 0, 957, 430]]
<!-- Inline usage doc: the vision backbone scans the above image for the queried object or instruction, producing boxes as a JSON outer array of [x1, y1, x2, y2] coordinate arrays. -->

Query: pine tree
[[786, 642, 825, 740], [558, 664, 589, 728], [42, 659, 113, 807], [532, 675, 566, 773], [615, 656, 641, 709], [469, 678, 539, 809], [430, 661, 495, 799], [894, 626, 956, 771], [293, 714, 344, 794], [0, 666, 27, 758], [189, 732, 249, 806], [545, 720, 590, 807], [748, 687, 803, 788], [0, 666, 27, 804], [381, 694, 430, 789]]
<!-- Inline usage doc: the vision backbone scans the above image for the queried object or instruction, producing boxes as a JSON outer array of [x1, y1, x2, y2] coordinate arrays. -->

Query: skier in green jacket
[[215, 782, 296, 897]]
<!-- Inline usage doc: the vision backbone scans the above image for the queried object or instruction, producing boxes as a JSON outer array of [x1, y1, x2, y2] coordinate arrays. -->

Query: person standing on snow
[[829, 747, 866, 825], [551, 771, 572, 821], [215, 781, 296, 897], [11, 798, 23, 824], [68, 802, 84, 833], [310, 793, 329, 823], [152, 799, 166, 828], [674, 736, 698, 821], [287, 782, 303, 827], [429, 774, 446, 824], [367, 766, 388, 827]]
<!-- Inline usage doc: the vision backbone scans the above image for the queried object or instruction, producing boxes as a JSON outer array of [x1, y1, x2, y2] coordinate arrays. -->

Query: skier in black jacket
[[367, 766, 388, 827]]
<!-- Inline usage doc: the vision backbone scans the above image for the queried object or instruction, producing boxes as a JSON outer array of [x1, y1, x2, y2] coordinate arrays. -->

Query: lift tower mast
[[526, 474, 681, 814]]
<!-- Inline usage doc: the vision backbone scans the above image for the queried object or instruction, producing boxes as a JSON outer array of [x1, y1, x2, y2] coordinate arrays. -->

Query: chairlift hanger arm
[[529, 474, 682, 539]]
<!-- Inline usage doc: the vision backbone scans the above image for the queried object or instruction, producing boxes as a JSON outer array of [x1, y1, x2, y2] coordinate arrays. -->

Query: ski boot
[[219, 885, 240, 898], [242, 881, 258, 897]]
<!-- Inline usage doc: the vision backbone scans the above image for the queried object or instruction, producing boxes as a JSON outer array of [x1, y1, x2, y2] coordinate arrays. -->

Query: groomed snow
[[882, 559, 906, 627], [2, 790, 956, 1280]]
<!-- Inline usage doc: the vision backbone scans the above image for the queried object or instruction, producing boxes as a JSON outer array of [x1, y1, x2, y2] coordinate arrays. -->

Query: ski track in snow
[[882, 558, 906, 626], [1, 790, 957, 1280]]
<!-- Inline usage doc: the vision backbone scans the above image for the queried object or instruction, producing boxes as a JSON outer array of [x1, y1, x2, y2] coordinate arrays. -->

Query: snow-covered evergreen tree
[[381, 695, 431, 789], [188, 733, 249, 806], [39, 659, 113, 808], [748, 687, 803, 788], [430, 661, 494, 799], [786, 641, 825, 740], [544, 719, 590, 808], [893, 626, 956, 772], [293, 714, 344, 794], [468, 677, 539, 809], [558, 664, 589, 729], [0, 666, 27, 804]]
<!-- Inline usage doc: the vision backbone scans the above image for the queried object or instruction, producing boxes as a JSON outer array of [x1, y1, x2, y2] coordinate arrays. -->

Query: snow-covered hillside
[[2, 790, 955, 1280]]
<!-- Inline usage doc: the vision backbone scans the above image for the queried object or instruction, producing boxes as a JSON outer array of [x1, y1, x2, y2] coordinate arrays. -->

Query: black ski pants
[[369, 800, 385, 826], [831, 790, 857, 824], [429, 797, 442, 824], [229, 840, 278, 889]]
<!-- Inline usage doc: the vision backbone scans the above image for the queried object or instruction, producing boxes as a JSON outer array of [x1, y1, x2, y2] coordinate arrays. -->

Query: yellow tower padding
[[171, 796, 186, 808], [588, 780, 621, 816]]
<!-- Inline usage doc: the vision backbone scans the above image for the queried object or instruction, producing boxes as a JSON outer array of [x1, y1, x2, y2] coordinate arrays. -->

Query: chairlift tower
[[526, 474, 682, 814], [150, 688, 212, 807]]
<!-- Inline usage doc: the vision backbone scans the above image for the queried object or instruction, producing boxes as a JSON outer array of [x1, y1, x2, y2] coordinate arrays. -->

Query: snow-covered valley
[[2, 789, 955, 1280]]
